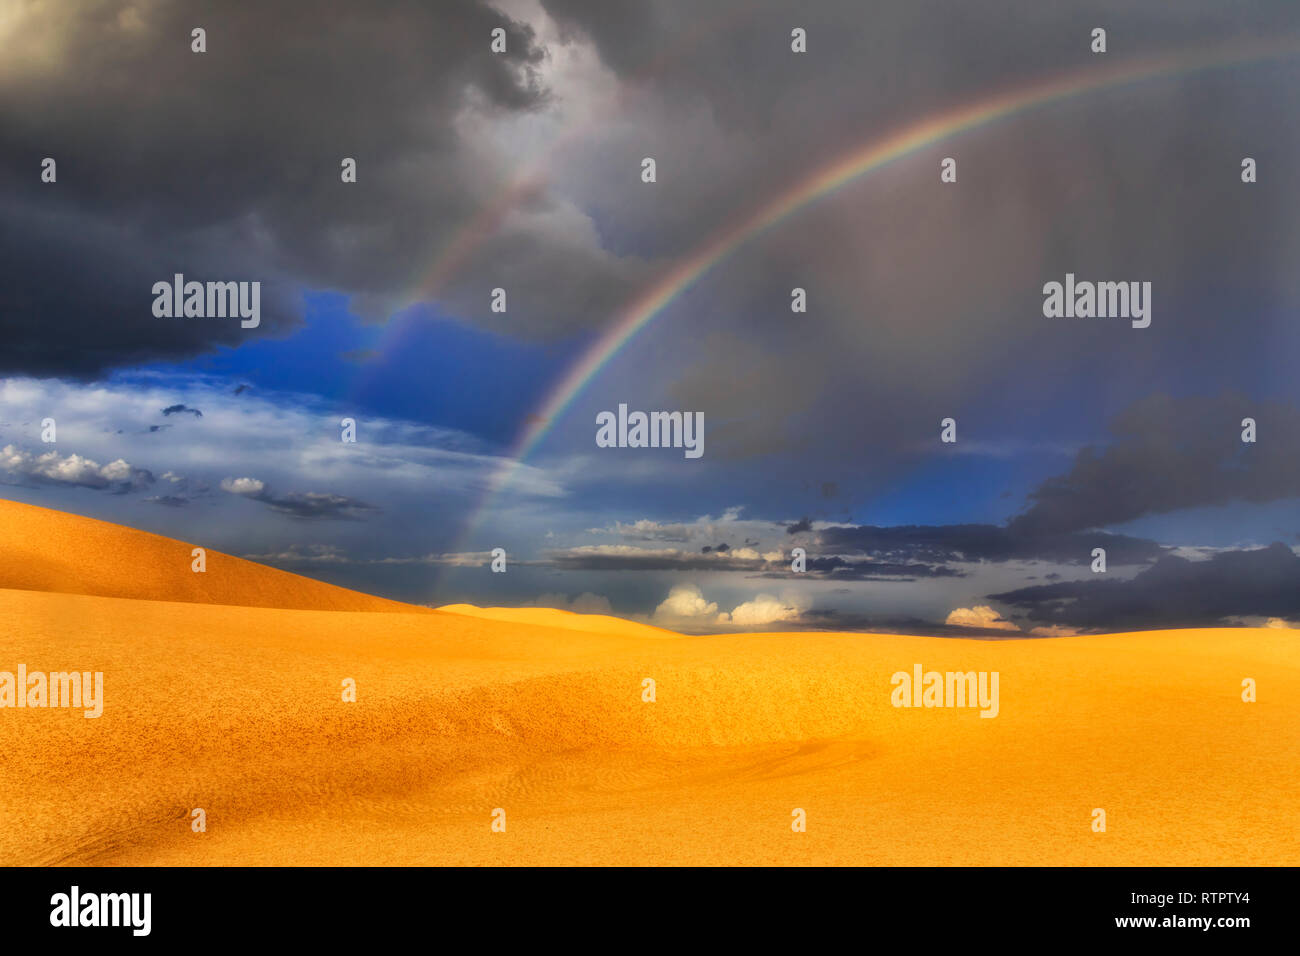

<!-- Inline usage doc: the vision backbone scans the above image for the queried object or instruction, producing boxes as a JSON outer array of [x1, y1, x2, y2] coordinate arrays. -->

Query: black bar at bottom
[[0, 865, 1285, 943]]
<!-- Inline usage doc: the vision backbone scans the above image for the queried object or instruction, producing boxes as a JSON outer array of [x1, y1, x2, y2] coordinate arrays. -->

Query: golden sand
[[0, 502, 1296, 866], [0, 498, 422, 612], [438, 603, 679, 639]]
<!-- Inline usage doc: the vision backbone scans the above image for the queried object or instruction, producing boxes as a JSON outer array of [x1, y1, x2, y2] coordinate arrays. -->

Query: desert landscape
[[0, 498, 1295, 867]]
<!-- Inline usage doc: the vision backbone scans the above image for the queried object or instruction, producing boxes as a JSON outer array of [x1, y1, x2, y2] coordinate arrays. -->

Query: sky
[[2, 0, 1300, 634]]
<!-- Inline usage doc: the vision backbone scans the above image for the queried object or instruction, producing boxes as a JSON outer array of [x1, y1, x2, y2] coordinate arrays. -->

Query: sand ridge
[[438, 603, 681, 639], [0, 497, 426, 612]]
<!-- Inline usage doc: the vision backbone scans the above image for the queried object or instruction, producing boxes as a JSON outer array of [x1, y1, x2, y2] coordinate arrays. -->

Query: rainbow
[[349, 1, 760, 422], [453, 38, 1300, 545]]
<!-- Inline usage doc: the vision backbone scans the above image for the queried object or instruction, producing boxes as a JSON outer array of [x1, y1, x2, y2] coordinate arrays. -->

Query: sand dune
[[438, 603, 679, 639], [0, 503, 1297, 865], [0, 498, 423, 612]]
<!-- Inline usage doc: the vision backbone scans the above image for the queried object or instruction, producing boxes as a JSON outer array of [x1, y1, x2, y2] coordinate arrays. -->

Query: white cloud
[[220, 476, 266, 496], [651, 583, 807, 631], [719, 593, 805, 628], [0, 443, 152, 491], [945, 605, 1019, 631], [586, 508, 753, 544], [652, 583, 719, 624], [0, 374, 564, 503]]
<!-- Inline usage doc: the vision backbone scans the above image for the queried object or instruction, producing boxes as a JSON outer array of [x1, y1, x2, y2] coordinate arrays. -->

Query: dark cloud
[[145, 494, 189, 507], [543, 544, 959, 579], [0, 0, 640, 378], [8, 0, 1300, 404], [220, 476, 378, 520], [542, 1, 1300, 136], [161, 404, 202, 418], [1010, 393, 1300, 536], [547, 548, 762, 572], [758, 556, 962, 580], [990, 543, 1300, 629], [817, 524, 1164, 566], [262, 491, 380, 521], [565, 2, 1300, 476], [786, 516, 812, 534], [792, 610, 1029, 638]]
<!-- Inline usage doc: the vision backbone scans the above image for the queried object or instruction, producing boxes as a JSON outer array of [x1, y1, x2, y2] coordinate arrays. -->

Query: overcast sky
[[3, 0, 1299, 634]]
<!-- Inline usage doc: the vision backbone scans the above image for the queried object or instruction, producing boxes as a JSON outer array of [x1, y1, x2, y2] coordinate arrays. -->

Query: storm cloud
[[990, 542, 1300, 630], [1010, 393, 1300, 536], [0, 0, 640, 377], [815, 523, 1164, 566]]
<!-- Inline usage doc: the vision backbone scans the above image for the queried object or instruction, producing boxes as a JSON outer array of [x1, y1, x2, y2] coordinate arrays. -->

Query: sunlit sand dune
[[0, 504, 1296, 866], [0, 498, 423, 612], [439, 603, 679, 639]]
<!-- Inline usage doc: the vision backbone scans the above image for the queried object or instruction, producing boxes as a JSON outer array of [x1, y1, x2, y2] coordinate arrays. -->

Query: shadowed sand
[[0, 501, 1296, 865]]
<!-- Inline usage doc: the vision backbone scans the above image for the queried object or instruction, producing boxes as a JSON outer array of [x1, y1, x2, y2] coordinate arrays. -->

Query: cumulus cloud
[[0, 444, 153, 492], [651, 583, 807, 630], [652, 583, 719, 624], [720, 593, 805, 628], [945, 605, 1019, 632], [220, 477, 266, 496]]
